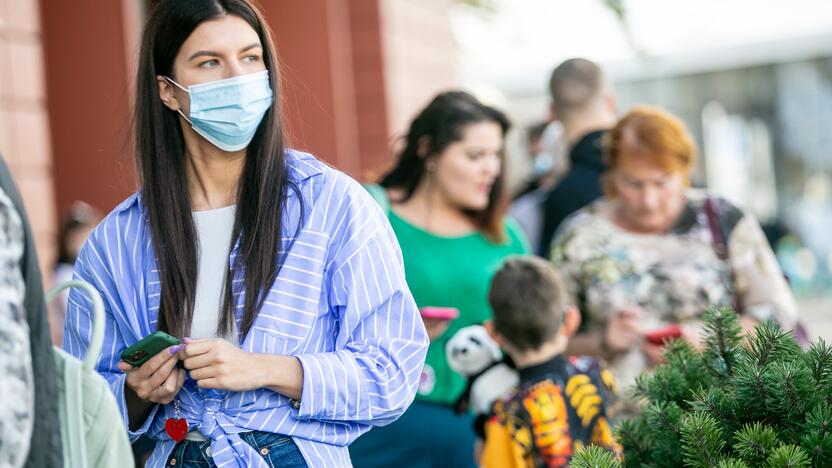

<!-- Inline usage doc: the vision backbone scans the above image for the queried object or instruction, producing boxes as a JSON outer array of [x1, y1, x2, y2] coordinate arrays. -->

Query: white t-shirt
[[190, 205, 236, 339], [187, 205, 236, 441]]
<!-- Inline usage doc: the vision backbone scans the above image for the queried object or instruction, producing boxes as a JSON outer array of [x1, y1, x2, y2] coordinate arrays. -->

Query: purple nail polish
[[182, 337, 192, 344], [168, 344, 182, 355]]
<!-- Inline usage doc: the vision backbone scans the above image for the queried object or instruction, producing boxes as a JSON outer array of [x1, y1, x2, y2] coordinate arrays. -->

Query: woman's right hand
[[117, 346, 185, 404], [604, 308, 643, 354]]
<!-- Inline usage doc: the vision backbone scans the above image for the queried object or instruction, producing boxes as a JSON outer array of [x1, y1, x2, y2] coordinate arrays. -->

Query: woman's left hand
[[181, 338, 266, 392]]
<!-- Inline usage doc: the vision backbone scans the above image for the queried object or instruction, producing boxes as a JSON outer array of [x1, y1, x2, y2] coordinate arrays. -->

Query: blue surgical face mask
[[165, 70, 273, 152], [532, 152, 554, 177]]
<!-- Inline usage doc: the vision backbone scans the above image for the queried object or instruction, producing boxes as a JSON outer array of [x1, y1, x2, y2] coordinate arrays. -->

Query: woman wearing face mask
[[350, 91, 530, 467], [550, 106, 797, 396], [62, 1, 428, 467]]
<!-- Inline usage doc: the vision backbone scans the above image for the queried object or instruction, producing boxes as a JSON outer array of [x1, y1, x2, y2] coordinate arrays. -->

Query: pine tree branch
[[702, 308, 742, 379], [681, 412, 725, 468], [570, 445, 622, 468], [765, 444, 811, 467]]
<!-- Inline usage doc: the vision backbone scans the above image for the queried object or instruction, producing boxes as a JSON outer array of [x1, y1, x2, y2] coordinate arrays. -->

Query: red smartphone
[[420, 307, 460, 321], [645, 324, 682, 345]]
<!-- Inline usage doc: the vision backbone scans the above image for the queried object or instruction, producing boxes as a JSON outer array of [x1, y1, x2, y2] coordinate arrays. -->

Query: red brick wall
[[262, 0, 363, 176], [348, 0, 391, 180], [0, 0, 56, 275], [263, 0, 458, 182], [379, 0, 458, 147], [41, 0, 138, 227]]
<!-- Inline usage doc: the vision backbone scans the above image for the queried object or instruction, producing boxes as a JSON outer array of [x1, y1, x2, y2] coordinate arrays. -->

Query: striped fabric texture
[[63, 150, 429, 468]]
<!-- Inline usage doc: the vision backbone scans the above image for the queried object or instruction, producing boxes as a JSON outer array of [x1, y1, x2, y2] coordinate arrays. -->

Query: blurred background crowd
[[2, 1, 831, 466], [4, 0, 826, 340]]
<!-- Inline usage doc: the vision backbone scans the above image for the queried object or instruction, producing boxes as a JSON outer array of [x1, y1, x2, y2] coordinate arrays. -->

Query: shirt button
[[169, 459, 177, 466], [291, 399, 300, 409], [260, 447, 270, 456]]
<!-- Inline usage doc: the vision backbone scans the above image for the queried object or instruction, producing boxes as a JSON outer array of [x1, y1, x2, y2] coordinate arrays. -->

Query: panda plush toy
[[446, 325, 519, 416]]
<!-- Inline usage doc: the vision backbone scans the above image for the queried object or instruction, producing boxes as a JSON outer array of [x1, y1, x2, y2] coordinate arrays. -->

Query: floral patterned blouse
[[550, 190, 798, 388]]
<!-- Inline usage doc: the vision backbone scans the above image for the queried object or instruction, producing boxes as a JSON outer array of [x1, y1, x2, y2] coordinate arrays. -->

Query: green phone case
[[120, 331, 181, 367]]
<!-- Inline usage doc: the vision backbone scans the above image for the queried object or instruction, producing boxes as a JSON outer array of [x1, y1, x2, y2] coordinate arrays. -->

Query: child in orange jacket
[[481, 257, 621, 468]]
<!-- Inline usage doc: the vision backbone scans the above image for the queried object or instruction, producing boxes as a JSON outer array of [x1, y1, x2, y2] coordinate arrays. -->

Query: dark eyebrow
[[240, 43, 261, 53], [188, 50, 220, 61], [187, 43, 262, 61]]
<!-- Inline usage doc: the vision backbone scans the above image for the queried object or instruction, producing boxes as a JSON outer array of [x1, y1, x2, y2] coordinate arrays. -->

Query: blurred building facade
[[0, 0, 55, 267], [0, 0, 457, 276]]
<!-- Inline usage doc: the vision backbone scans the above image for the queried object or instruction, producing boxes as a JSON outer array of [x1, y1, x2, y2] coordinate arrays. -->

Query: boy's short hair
[[488, 256, 569, 352]]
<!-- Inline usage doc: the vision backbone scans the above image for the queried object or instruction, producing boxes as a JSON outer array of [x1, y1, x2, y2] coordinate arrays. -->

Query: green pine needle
[[716, 458, 750, 468], [689, 386, 739, 433], [665, 339, 713, 401], [805, 339, 832, 385], [764, 362, 815, 425], [701, 307, 743, 378], [765, 444, 811, 468], [633, 364, 689, 406], [616, 417, 653, 468], [803, 403, 832, 435], [744, 320, 802, 369], [801, 404, 832, 466], [733, 360, 772, 421], [569, 445, 622, 468], [681, 412, 725, 468], [733, 422, 779, 465], [618, 309, 832, 466], [645, 402, 684, 466]]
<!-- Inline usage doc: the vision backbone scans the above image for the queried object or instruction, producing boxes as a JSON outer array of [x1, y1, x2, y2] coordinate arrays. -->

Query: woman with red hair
[[550, 106, 797, 398]]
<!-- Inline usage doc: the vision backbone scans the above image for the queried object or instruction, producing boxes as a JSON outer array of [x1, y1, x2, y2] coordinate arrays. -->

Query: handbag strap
[[47, 280, 105, 371], [703, 197, 729, 261], [703, 197, 746, 312]]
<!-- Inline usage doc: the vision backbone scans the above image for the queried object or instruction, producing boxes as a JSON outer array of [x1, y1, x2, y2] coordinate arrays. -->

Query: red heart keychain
[[165, 399, 189, 442], [165, 418, 188, 442]]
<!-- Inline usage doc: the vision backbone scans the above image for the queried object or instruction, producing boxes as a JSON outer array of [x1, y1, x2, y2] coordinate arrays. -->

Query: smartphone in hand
[[120, 331, 181, 367], [420, 307, 460, 322], [645, 324, 682, 346]]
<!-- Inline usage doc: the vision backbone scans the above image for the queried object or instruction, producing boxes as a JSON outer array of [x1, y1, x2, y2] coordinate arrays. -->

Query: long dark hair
[[380, 91, 511, 242], [135, 0, 299, 339]]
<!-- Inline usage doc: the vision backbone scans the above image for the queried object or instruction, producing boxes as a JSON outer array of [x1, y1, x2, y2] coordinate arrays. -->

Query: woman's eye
[[242, 55, 261, 64], [198, 59, 219, 69]]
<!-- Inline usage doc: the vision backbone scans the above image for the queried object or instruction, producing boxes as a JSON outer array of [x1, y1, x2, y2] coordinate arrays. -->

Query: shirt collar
[[517, 354, 570, 384]]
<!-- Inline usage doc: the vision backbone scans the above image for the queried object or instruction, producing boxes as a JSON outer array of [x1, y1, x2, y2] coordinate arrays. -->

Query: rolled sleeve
[[295, 350, 369, 420]]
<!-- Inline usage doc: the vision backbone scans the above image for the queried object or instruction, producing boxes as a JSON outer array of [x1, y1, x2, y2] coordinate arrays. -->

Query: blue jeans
[[166, 432, 307, 467]]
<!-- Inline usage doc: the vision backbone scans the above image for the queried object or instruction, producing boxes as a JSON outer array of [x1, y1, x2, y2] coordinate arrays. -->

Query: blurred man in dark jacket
[[538, 59, 617, 255]]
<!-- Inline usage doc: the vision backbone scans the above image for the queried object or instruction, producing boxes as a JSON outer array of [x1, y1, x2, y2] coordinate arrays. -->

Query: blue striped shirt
[[63, 150, 429, 468]]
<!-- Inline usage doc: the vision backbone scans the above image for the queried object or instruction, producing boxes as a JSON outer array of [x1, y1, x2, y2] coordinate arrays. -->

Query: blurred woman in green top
[[350, 91, 529, 467]]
